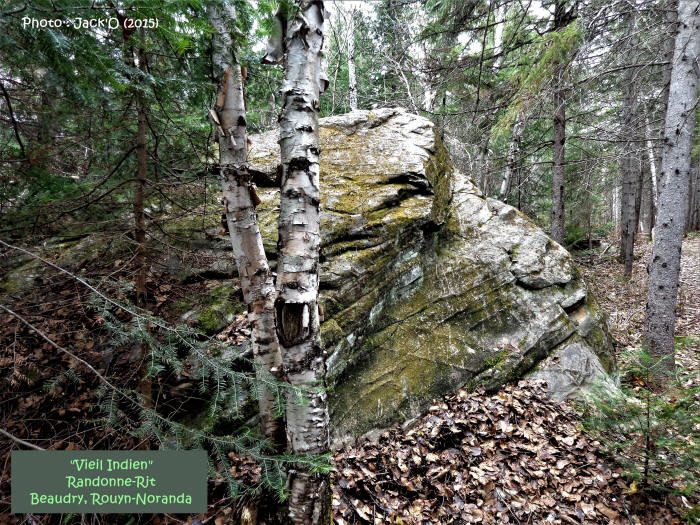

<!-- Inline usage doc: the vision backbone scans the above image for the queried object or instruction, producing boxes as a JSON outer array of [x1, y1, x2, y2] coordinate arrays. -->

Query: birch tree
[[209, 1, 284, 444], [498, 115, 524, 202], [645, 0, 699, 376], [644, 110, 659, 236], [347, 6, 358, 110], [263, 0, 330, 521]]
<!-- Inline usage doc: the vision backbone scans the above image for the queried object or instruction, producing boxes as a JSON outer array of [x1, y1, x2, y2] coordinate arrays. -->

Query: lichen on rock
[[243, 108, 616, 443]]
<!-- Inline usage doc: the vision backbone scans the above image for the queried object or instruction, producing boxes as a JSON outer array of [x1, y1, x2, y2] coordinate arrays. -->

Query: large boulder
[[0, 108, 615, 445], [246, 108, 615, 443]]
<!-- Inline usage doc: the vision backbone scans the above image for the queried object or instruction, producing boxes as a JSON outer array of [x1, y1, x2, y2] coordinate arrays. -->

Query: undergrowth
[[582, 348, 699, 520]]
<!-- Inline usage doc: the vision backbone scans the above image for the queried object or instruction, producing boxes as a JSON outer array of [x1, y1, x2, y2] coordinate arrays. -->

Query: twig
[[599, 242, 613, 258], [0, 304, 118, 392], [0, 428, 45, 451]]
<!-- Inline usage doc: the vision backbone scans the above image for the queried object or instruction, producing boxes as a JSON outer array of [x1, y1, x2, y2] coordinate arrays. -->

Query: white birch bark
[[645, 112, 658, 220], [347, 8, 358, 111], [209, 1, 284, 444], [493, 2, 506, 70], [611, 181, 621, 235], [645, 0, 699, 374], [276, 1, 330, 522], [498, 115, 524, 201]]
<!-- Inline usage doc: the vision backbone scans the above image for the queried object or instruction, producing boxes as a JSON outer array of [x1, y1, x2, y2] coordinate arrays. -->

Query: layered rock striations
[[246, 108, 614, 441]]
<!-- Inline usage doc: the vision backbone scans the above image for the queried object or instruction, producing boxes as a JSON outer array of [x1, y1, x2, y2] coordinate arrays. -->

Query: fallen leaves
[[332, 381, 632, 524]]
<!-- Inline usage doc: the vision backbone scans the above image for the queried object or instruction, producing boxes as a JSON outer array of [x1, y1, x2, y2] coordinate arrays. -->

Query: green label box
[[12, 450, 207, 513]]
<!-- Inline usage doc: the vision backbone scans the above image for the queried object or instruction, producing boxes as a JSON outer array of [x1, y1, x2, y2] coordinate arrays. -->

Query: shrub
[[582, 348, 699, 498]]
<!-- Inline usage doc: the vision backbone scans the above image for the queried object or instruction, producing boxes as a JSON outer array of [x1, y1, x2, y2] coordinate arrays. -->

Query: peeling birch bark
[[209, 1, 284, 444], [276, 1, 330, 522]]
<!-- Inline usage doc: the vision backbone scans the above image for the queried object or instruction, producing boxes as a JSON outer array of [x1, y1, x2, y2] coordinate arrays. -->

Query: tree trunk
[[637, 151, 653, 236], [687, 157, 700, 231], [347, 8, 358, 111], [619, 7, 641, 277], [611, 181, 621, 236], [498, 115, 524, 203], [209, 1, 284, 445], [634, 160, 644, 235], [645, 0, 699, 377], [476, 136, 491, 194], [0, 82, 27, 163], [586, 166, 594, 263], [550, 1, 571, 245], [493, 2, 506, 70], [127, 32, 153, 412], [134, 48, 148, 311], [277, 1, 330, 522], [645, 111, 658, 237], [655, 2, 679, 182], [33, 86, 56, 168], [551, 72, 566, 245]]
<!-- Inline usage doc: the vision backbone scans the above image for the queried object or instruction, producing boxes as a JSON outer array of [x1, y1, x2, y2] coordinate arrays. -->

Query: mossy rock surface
[[177, 283, 246, 335], [244, 108, 615, 442]]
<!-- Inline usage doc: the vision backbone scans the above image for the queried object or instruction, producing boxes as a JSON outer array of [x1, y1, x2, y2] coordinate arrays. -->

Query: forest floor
[[0, 235, 698, 524], [579, 234, 699, 375]]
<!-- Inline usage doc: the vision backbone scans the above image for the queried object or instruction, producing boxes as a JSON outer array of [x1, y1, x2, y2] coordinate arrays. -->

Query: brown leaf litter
[[332, 380, 682, 524]]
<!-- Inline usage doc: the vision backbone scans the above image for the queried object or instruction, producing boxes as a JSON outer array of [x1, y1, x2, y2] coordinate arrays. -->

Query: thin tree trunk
[[493, 1, 506, 70], [586, 167, 594, 263], [552, 72, 566, 245], [645, 0, 699, 378], [277, 1, 330, 522], [390, 55, 419, 114], [476, 136, 491, 194], [634, 159, 644, 234], [34, 88, 56, 168], [134, 50, 148, 311], [550, 0, 576, 246], [268, 93, 276, 128], [619, 7, 641, 277], [347, 8, 358, 111], [133, 37, 153, 411], [498, 115, 524, 202], [645, 111, 658, 237], [1, 82, 27, 162], [637, 152, 652, 236], [688, 157, 700, 230], [209, 2, 285, 445], [611, 180, 621, 236], [517, 156, 523, 210]]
